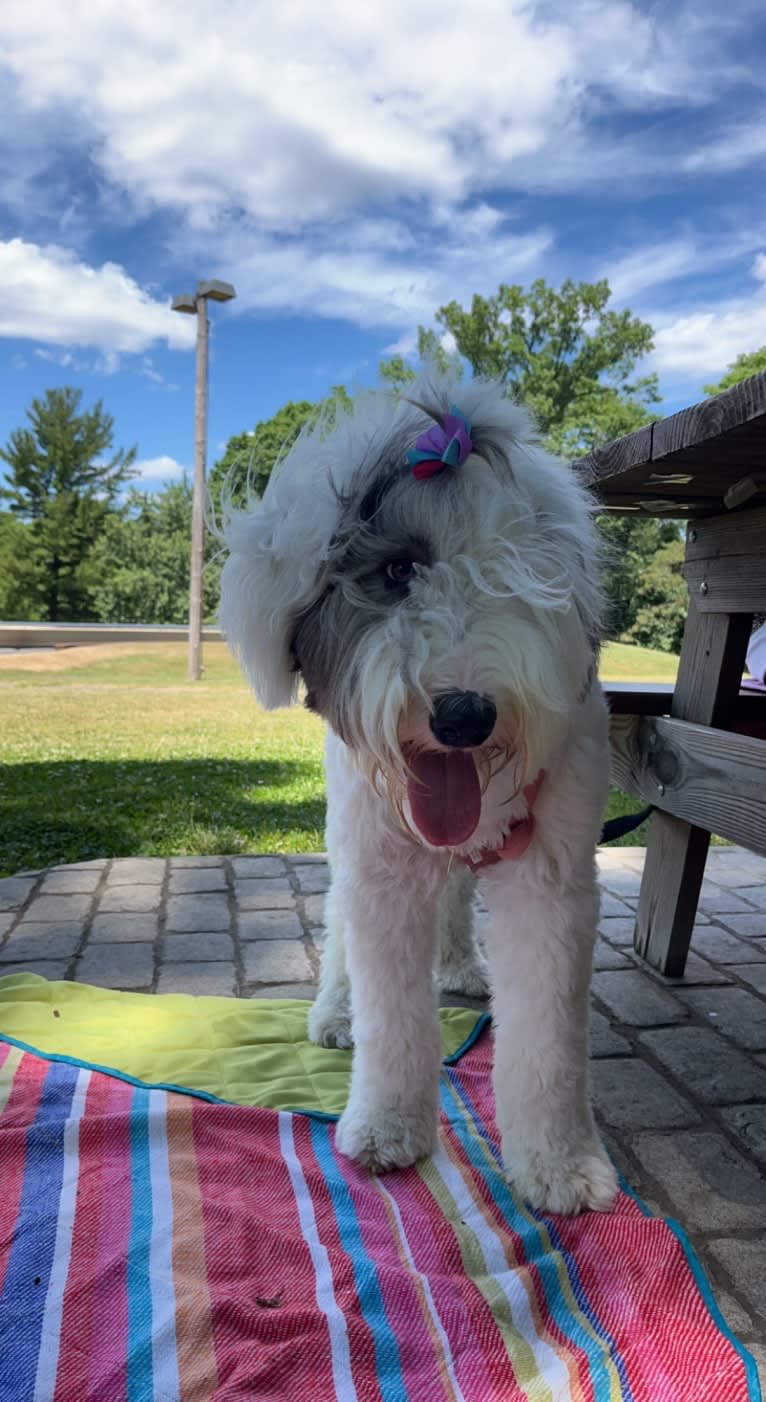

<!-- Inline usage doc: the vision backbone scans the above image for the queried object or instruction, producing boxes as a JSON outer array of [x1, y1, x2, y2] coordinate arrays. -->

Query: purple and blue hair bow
[[406, 406, 473, 480]]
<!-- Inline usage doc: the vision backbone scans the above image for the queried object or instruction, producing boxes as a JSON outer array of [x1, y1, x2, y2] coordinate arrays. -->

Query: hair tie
[[406, 406, 473, 480]]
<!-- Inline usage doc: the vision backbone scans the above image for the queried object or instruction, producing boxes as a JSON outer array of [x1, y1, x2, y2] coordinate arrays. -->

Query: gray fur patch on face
[[288, 391, 600, 745], [290, 453, 451, 735]]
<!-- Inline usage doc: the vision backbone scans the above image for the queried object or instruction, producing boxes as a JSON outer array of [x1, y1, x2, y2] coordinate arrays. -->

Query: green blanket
[[0, 973, 488, 1116]]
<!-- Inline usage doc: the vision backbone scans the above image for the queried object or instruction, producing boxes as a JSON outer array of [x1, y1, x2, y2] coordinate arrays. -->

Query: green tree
[[0, 388, 136, 620], [597, 516, 678, 640], [622, 537, 688, 653], [378, 355, 416, 389], [703, 347, 766, 396], [208, 388, 353, 513], [421, 278, 667, 640], [379, 328, 463, 391], [0, 513, 44, 619], [89, 478, 221, 625], [431, 278, 659, 457]]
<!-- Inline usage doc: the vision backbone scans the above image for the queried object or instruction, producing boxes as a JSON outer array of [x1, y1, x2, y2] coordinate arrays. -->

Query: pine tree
[[0, 387, 136, 620]]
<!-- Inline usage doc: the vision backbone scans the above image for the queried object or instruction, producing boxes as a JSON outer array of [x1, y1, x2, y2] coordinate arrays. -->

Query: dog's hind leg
[[437, 866, 490, 998], [307, 883, 353, 1049]]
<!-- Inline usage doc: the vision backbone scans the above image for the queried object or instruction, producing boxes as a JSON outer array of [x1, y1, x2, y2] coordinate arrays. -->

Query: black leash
[[600, 805, 654, 844]]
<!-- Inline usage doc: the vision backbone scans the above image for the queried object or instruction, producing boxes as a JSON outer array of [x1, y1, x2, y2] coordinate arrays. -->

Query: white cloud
[[178, 206, 552, 330], [605, 240, 699, 303], [0, 0, 762, 349], [651, 255, 766, 377], [683, 120, 766, 174], [603, 226, 766, 304], [132, 454, 186, 481], [0, 0, 577, 226], [0, 238, 194, 354], [0, 1, 754, 231]]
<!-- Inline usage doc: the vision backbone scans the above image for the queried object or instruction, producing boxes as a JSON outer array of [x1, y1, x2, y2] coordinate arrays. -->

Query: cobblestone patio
[[1, 845, 765, 1376]]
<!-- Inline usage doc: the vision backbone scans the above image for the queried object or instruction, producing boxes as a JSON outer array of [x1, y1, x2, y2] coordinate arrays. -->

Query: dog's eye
[[384, 559, 414, 588]]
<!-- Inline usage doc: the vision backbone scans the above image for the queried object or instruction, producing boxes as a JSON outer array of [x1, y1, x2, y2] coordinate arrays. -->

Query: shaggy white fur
[[220, 370, 617, 1215]]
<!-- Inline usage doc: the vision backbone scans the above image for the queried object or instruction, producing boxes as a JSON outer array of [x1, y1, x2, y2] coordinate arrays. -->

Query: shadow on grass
[[0, 755, 655, 876], [0, 758, 326, 875]]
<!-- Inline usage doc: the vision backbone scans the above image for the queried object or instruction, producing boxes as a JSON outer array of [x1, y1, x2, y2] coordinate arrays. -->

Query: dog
[[219, 371, 618, 1215]]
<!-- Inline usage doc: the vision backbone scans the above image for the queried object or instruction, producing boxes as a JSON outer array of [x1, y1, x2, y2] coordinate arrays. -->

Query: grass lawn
[[0, 640, 678, 876]]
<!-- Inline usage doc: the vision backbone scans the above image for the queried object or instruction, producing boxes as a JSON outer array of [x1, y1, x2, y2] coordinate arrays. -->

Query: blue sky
[[1, 0, 766, 491]]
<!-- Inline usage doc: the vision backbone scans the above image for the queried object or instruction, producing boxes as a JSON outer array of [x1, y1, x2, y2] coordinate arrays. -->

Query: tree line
[[2, 280, 764, 652]]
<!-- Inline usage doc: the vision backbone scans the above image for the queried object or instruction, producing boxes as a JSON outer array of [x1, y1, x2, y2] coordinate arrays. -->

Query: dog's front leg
[[334, 858, 443, 1173], [482, 864, 617, 1215]]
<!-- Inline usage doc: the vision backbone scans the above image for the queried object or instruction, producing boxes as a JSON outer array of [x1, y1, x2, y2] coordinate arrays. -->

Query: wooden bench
[[575, 371, 766, 976]]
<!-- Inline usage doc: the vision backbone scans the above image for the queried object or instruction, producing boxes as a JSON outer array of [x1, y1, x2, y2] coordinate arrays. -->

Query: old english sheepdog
[[220, 372, 617, 1215]]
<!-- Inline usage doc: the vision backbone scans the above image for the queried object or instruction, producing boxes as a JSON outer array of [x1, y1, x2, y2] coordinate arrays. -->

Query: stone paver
[[598, 916, 637, 946], [731, 965, 766, 996], [249, 982, 317, 999], [168, 867, 228, 894], [674, 986, 766, 1052], [302, 894, 327, 925], [90, 914, 159, 943], [593, 940, 632, 971], [698, 884, 760, 916], [107, 858, 166, 885], [294, 867, 331, 895], [76, 943, 154, 989], [719, 1106, 766, 1167], [157, 962, 237, 996], [651, 950, 732, 986], [0, 876, 36, 911], [243, 939, 313, 984], [590, 1058, 700, 1131], [737, 885, 766, 910], [599, 869, 643, 899], [40, 869, 102, 895], [688, 924, 766, 965], [592, 970, 688, 1026], [0, 923, 83, 962], [590, 1010, 630, 1057], [231, 856, 286, 879], [2, 844, 766, 1368], [19, 894, 92, 923], [239, 909, 303, 941], [642, 1027, 766, 1103], [165, 893, 231, 932], [236, 888, 296, 911], [235, 878, 292, 906], [0, 959, 70, 980], [600, 893, 635, 918], [98, 886, 160, 915], [720, 913, 766, 939], [163, 932, 234, 961], [630, 1130, 766, 1231], [716, 1292, 754, 1337], [708, 1240, 765, 1318]]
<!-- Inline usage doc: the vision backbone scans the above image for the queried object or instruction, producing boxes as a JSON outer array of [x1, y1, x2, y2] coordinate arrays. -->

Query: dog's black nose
[[429, 691, 497, 748]]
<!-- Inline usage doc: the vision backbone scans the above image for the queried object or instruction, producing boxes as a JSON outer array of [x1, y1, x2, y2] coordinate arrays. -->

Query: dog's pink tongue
[[407, 751, 482, 847]]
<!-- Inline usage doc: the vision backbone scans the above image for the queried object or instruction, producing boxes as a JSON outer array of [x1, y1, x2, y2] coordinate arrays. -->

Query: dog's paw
[[503, 1139, 618, 1216], [437, 951, 491, 999], [307, 999, 353, 1050], [335, 1103, 437, 1173]]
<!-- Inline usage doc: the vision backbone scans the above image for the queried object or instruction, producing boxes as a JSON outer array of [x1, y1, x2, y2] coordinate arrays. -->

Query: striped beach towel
[[0, 1029, 759, 1401]]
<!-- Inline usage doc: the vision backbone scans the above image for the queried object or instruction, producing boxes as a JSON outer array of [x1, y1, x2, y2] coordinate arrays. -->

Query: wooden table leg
[[634, 605, 752, 975]]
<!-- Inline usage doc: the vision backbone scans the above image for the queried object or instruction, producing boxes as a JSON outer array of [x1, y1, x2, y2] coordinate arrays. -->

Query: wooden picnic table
[[574, 369, 766, 976]]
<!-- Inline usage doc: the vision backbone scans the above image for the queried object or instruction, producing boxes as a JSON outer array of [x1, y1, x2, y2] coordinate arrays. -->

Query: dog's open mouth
[[406, 750, 482, 847]]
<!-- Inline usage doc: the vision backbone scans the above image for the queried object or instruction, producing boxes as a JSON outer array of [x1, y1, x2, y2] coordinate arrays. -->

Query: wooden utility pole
[[171, 279, 236, 680], [188, 296, 209, 681]]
